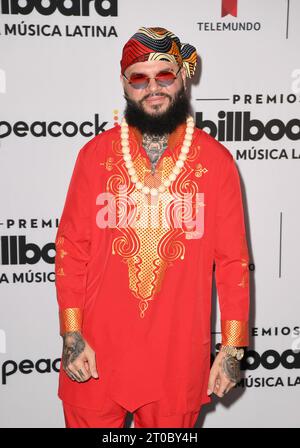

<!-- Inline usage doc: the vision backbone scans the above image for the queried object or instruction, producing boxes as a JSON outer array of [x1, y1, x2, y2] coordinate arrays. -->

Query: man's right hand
[[62, 331, 99, 382]]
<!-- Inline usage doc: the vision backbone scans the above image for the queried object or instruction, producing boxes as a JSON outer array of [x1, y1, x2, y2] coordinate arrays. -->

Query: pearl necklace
[[120, 115, 195, 196]]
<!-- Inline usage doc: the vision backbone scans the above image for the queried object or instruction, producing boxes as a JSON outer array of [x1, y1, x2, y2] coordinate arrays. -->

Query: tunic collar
[[129, 122, 187, 152]]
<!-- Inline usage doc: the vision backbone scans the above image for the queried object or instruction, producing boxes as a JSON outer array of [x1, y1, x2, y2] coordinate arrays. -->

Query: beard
[[123, 84, 192, 136]]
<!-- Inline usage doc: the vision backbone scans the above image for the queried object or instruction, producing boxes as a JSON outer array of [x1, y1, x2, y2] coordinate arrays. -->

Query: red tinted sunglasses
[[123, 67, 181, 89]]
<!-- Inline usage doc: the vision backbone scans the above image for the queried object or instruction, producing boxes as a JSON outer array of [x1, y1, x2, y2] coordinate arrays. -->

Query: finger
[[213, 385, 220, 395], [77, 368, 87, 382], [67, 365, 84, 382], [213, 383, 223, 396], [217, 380, 231, 397], [63, 365, 74, 379], [85, 360, 91, 373], [207, 372, 218, 395], [86, 353, 99, 379], [66, 367, 80, 382], [226, 382, 236, 393], [73, 363, 91, 382], [215, 388, 227, 398], [221, 383, 235, 396], [68, 368, 82, 382], [77, 366, 91, 382], [84, 360, 95, 379], [212, 376, 222, 395], [66, 369, 76, 381]]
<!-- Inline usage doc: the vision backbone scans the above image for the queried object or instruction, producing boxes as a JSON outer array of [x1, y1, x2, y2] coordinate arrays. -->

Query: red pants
[[63, 399, 201, 428]]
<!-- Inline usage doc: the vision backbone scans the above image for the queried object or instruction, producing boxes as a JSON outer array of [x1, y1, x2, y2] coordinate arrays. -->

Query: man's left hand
[[207, 350, 240, 397]]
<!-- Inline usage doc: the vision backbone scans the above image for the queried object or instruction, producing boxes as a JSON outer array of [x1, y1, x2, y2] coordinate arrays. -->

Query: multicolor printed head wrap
[[120, 27, 197, 78]]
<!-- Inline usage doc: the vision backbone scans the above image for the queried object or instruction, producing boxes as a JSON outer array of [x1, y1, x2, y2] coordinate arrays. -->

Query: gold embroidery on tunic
[[59, 249, 68, 259], [55, 235, 68, 277], [99, 157, 114, 171], [56, 267, 65, 276], [107, 129, 205, 318], [221, 320, 248, 346], [59, 308, 83, 335], [194, 162, 208, 178]]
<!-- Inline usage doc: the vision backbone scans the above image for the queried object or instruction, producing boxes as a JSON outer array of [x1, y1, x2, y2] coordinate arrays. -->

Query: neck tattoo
[[142, 133, 169, 174]]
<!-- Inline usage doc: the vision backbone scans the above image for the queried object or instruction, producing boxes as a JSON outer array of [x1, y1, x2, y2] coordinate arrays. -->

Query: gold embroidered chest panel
[[104, 126, 207, 318]]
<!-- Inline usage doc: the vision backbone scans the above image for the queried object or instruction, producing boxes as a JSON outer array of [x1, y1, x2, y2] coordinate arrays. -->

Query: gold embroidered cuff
[[59, 308, 83, 336], [221, 320, 248, 346]]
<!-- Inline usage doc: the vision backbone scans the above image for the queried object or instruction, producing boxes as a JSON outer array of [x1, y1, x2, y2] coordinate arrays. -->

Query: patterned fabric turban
[[120, 27, 197, 78]]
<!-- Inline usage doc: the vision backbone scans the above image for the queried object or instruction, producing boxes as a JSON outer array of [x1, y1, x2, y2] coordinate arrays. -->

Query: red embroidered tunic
[[54, 122, 250, 415]]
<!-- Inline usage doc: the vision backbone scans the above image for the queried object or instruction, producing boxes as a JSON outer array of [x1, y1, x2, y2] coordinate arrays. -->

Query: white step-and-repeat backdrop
[[1, 0, 299, 428]]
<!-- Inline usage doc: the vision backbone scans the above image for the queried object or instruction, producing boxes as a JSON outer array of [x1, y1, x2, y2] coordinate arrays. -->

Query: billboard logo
[[196, 111, 300, 142], [0, 236, 55, 265], [0, 0, 118, 16]]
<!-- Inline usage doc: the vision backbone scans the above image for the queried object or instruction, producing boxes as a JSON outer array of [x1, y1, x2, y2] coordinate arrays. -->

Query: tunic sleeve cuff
[[221, 320, 249, 346], [59, 308, 83, 336]]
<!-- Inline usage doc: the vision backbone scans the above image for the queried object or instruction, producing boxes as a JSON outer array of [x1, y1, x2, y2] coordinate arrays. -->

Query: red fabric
[[55, 123, 250, 415], [63, 400, 200, 428]]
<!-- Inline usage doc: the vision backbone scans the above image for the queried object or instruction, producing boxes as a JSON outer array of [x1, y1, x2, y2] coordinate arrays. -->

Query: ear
[[120, 73, 125, 88], [180, 66, 187, 89]]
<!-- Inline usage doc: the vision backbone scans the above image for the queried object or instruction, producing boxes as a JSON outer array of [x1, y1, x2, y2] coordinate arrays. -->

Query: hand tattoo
[[77, 369, 85, 381], [62, 331, 85, 370], [142, 133, 168, 174], [221, 354, 241, 384]]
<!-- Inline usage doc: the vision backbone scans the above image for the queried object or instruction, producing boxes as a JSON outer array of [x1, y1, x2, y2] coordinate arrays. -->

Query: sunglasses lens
[[129, 74, 148, 89], [128, 71, 177, 89], [156, 72, 177, 86]]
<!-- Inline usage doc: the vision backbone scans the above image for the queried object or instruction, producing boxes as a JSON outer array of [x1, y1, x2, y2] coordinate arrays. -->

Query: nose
[[147, 77, 162, 92]]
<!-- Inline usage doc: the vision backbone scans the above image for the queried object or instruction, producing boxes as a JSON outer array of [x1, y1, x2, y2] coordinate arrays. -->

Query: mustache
[[123, 91, 172, 105], [142, 93, 171, 101]]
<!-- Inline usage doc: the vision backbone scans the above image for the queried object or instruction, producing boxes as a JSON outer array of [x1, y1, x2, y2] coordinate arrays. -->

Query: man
[[55, 27, 250, 428]]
